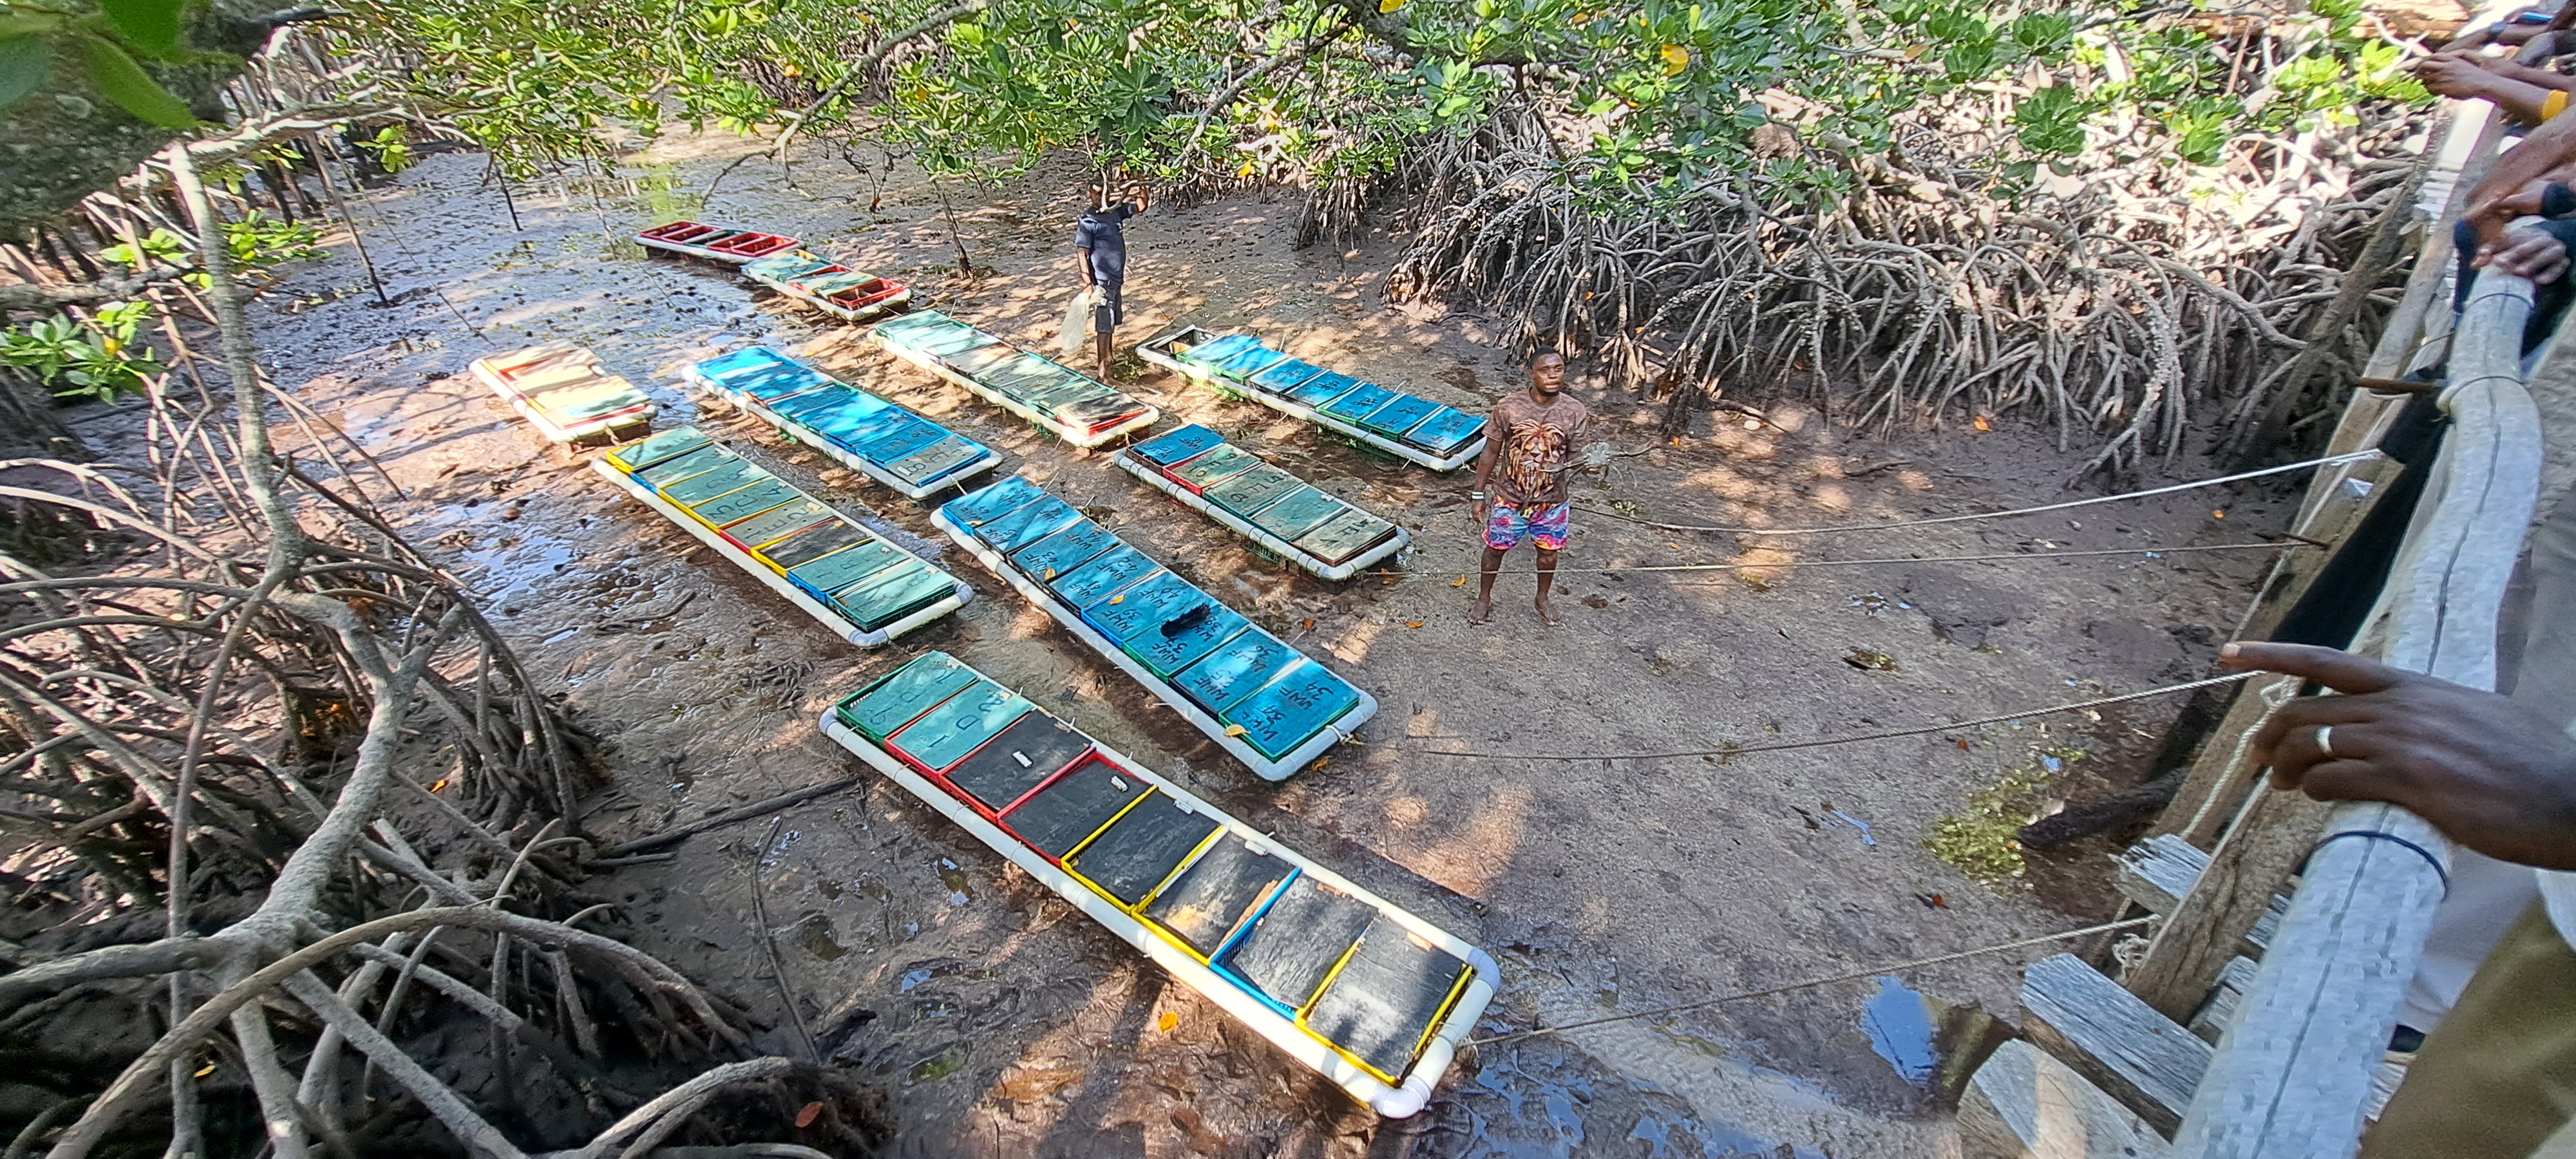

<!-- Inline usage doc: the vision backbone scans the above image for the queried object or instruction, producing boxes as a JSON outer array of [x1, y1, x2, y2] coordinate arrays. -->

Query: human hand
[[2469, 177, 2563, 256], [2498, 18, 2554, 44], [2221, 641, 2576, 870], [2414, 52, 2500, 99], [2490, 225, 2572, 283], [1472, 495, 1492, 527]]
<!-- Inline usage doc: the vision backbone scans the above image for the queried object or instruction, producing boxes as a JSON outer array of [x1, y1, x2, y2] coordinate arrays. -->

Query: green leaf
[[100, 0, 184, 58], [0, 35, 46, 111], [79, 34, 194, 129]]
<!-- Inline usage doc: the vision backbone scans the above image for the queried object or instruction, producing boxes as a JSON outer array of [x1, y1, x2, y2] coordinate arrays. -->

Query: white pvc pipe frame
[[2170, 266, 2544, 1157], [681, 368, 1001, 502], [929, 507, 1376, 782], [1133, 334, 1487, 473], [585, 458, 972, 648], [468, 359, 656, 445], [817, 712, 1496, 1117], [1112, 451, 1409, 582], [742, 269, 914, 324], [636, 234, 784, 265], [875, 337, 1160, 449]]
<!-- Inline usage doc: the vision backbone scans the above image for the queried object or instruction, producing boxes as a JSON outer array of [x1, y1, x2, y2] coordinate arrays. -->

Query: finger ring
[[2316, 725, 2336, 759]]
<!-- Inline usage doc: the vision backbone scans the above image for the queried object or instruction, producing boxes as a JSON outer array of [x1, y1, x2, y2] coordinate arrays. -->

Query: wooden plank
[[2113, 834, 2284, 956], [1959, 1039, 2172, 1159], [2114, 833, 2206, 913], [2188, 956, 2260, 1046], [2022, 954, 2213, 1136], [2126, 786, 2329, 1023], [2172, 267, 2537, 1158]]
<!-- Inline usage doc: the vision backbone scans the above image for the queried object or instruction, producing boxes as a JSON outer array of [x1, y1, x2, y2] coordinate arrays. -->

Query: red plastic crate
[[711, 232, 799, 258], [829, 278, 908, 311]]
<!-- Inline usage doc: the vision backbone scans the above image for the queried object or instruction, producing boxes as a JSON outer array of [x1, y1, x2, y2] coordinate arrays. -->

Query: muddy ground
[[122, 131, 2304, 1156]]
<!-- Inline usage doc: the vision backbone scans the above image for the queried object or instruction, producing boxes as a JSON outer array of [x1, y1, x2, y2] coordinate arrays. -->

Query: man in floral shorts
[[1469, 349, 1591, 626]]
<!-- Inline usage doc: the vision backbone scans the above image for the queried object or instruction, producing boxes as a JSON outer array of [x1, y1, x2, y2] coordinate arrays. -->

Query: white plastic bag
[[1056, 286, 1097, 357]]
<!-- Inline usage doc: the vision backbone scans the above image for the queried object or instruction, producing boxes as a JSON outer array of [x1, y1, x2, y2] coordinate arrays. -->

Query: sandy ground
[[163, 131, 2304, 1156]]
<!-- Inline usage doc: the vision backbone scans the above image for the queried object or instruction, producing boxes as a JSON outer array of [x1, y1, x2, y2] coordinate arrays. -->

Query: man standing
[[1469, 349, 1591, 626], [1072, 180, 1150, 383]]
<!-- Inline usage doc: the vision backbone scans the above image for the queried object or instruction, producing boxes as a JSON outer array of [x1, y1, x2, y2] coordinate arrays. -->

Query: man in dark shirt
[[1073, 182, 1151, 382], [1469, 350, 1592, 626]]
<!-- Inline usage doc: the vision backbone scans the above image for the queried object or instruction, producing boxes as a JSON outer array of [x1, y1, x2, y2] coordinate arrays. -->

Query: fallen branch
[[596, 778, 859, 856], [0, 268, 191, 314]]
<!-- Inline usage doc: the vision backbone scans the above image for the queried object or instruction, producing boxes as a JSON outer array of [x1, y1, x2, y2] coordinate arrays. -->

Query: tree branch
[[181, 99, 405, 167], [768, 0, 994, 157], [0, 269, 192, 314], [280, 972, 529, 1159], [47, 905, 744, 1159], [0, 937, 227, 1008], [568, 1058, 800, 1159]]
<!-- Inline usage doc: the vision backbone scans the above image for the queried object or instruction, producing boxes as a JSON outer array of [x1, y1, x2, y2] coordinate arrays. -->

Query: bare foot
[[1535, 598, 1562, 627], [1466, 597, 1492, 625]]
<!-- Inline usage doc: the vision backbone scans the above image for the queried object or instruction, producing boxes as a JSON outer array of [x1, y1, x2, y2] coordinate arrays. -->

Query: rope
[[1409, 671, 2257, 762], [1468, 915, 2157, 1046], [1365, 540, 2306, 580], [1576, 450, 2378, 537]]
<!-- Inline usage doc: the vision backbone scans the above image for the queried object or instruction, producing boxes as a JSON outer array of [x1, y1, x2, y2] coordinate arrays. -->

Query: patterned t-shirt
[[1487, 391, 1591, 507]]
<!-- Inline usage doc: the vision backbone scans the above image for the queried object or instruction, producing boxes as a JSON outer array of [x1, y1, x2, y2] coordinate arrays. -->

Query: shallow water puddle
[[934, 856, 974, 906], [1857, 975, 2012, 1103], [1861, 976, 1939, 1086], [797, 911, 851, 961]]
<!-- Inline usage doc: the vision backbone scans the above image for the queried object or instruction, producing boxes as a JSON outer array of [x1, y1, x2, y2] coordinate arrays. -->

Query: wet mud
[[127, 131, 2302, 1155]]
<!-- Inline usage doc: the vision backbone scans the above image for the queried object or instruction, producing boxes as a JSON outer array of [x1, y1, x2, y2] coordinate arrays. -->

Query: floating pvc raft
[[821, 651, 1493, 1115], [683, 346, 999, 501], [1115, 424, 1408, 581], [871, 310, 1159, 448], [1135, 328, 1487, 471], [587, 426, 970, 646], [636, 220, 800, 263], [468, 342, 658, 444], [742, 253, 914, 323], [929, 475, 1374, 780]]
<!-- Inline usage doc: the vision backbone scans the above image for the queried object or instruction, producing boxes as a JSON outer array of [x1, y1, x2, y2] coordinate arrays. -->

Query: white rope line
[[1409, 671, 2257, 762], [1576, 449, 2378, 536], [1372, 540, 2307, 579], [1470, 915, 2157, 1046]]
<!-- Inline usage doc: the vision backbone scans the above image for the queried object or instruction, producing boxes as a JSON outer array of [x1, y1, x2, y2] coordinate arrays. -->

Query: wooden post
[[2124, 786, 2329, 1022], [1960, 1040, 2172, 1159], [2022, 954, 2213, 1134], [2146, 451, 2398, 845], [2170, 264, 2541, 1159]]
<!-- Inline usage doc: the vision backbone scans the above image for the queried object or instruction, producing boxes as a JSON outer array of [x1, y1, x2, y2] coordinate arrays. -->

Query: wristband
[[2546, 90, 2570, 122], [1470, 491, 1488, 500]]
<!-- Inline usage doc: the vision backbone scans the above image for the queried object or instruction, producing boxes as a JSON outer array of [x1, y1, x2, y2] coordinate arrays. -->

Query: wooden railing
[[2174, 266, 2539, 1156], [1962, 63, 2570, 1158]]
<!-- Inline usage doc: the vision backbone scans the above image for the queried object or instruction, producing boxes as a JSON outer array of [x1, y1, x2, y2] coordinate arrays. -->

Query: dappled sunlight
[[1408, 783, 1531, 900], [1317, 616, 1383, 666], [180, 129, 2302, 1157], [1006, 602, 1057, 641]]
